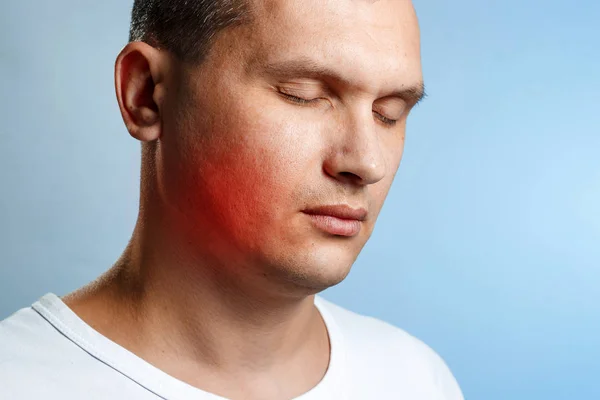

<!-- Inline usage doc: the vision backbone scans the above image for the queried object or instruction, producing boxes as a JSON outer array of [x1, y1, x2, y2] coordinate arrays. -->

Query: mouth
[[302, 205, 367, 237]]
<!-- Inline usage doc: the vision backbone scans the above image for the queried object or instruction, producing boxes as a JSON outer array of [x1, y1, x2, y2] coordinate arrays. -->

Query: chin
[[263, 247, 358, 296]]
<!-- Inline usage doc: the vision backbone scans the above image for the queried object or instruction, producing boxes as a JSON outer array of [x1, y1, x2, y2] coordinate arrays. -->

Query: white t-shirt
[[0, 293, 463, 399]]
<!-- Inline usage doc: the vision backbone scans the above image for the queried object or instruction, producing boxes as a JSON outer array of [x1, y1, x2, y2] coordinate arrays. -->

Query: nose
[[323, 111, 387, 186]]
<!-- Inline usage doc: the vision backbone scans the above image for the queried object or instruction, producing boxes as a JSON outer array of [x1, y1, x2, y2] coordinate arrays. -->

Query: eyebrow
[[259, 58, 427, 105], [391, 82, 427, 106]]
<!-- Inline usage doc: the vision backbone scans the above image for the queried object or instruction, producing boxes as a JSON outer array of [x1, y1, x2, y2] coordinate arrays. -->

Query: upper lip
[[303, 205, 368, 221]]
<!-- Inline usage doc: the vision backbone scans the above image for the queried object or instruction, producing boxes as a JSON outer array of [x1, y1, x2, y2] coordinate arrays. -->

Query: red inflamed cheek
[[197, 149, 284, 243]]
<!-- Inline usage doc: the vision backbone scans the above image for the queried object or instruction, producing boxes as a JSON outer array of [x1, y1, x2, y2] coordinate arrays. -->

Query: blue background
[[1, 1, 599, 398]]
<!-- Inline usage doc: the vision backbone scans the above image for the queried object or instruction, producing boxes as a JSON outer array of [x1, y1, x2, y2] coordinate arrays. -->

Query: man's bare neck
[[62, 239, 331, 399]]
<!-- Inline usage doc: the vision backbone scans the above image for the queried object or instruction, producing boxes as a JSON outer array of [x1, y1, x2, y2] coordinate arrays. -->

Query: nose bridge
[[325, 105, 387, 186]]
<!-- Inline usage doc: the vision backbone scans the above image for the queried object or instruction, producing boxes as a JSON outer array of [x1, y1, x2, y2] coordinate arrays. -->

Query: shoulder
[[0, 305, 79, 395], [0, 305, 58, 361], [316, 296, 464, 399], [0, 299, 143, 399]]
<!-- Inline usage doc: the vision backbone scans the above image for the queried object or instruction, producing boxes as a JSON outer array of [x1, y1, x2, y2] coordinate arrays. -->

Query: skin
[[64, 0, 423, 399]]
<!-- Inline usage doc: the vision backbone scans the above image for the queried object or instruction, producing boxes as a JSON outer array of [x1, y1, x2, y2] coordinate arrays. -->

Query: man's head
[[116, 0, 423, 298]]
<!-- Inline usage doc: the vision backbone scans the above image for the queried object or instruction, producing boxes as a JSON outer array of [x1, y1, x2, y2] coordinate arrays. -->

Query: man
[[0, 0, 463, 398]]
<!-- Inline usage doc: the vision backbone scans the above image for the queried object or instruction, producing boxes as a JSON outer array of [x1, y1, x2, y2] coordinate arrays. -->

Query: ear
[[114, 42, 168, 142]]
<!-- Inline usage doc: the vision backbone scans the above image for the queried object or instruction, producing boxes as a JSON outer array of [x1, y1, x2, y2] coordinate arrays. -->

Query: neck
[[64, 208, 331, 398]]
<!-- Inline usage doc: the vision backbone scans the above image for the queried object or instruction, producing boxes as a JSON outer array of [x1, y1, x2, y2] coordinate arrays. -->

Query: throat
[[63, 264, 332, 399]]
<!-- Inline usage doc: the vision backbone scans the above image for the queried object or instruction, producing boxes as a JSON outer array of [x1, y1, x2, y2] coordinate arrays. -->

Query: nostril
[[338, 171, 363, 183], [339, 171, 358, 179]]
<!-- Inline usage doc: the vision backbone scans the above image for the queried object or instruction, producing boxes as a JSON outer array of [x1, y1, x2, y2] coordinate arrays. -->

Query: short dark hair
[[129, 0, 251, 63]]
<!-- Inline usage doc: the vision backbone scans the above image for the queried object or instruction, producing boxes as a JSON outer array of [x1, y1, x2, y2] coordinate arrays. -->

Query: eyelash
[[279, 92, 398, 127], [374, 112, 398, 127], [279, 92, 318, 105]]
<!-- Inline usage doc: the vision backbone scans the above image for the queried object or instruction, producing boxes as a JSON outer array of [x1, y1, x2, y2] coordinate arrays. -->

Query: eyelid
[[373, 111, 398, 126], [373, 101, 406, 124], [279, 92, 316, 105], [276, 85, 326, 107], [277, 86, 321, 99]]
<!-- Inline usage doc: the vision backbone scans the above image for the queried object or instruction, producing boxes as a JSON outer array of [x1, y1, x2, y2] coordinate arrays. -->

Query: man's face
[[157, 0, 422, 294]]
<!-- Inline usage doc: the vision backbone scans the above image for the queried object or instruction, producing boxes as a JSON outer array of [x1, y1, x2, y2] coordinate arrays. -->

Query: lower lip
[[303, 213, 362, 237]]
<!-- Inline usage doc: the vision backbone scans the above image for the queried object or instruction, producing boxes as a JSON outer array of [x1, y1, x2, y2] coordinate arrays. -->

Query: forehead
[[244, 0, 422, 91]]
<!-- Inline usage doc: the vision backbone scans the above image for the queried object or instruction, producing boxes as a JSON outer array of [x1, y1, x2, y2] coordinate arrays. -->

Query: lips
[[302, 205, 367, 237], [302, 205, 367, 221]]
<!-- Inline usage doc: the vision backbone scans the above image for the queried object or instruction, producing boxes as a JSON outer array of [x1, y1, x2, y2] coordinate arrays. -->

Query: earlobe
[[115, 42, 164, 142]]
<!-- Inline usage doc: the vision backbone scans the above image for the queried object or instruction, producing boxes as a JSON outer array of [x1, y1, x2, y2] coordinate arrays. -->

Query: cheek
[[188, 103, 323, 239]]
